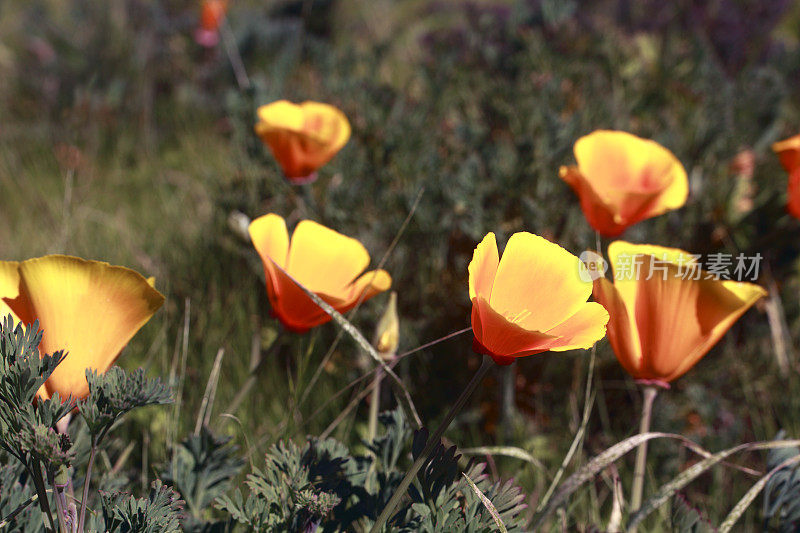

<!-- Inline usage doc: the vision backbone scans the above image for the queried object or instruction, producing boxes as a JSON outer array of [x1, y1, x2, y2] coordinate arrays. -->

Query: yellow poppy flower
[[593, 241, 766, 385], [254, 100, 351, 183], [249, 213, 391, 332], [0, 255, 164, 400], [560, 130, 688, 237], [469, 232, 609, 365]]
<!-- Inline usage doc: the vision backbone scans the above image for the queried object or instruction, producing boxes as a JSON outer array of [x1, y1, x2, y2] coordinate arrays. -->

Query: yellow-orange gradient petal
[[249, 213, 290, 307], [544, 302, 609, 352], [468, 232, 499, 301], [592, 277, 642, 376], [471, 297, 557, 364], [286, 220, 370, 294], [17, 256, 164, 400], [490, 232, 592, 333], [773, 134, 800, 174]]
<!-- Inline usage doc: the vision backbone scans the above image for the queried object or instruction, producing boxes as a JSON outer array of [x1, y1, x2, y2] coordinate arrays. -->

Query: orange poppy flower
[[254, 100, 351, 184], [468, 232, 609, 365], [249, 213, 391, 333], [772, 135, 800, 220], [593, 241, 766, 386], [560, 130, 689, 237], [195, 0, 227, 47], [787, 168, 800, 220], [772, 134, 800, 174], [0, 255, 164, 400]]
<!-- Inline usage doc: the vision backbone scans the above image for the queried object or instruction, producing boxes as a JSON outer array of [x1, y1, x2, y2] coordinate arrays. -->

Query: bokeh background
[[2, 0, 800, 529]]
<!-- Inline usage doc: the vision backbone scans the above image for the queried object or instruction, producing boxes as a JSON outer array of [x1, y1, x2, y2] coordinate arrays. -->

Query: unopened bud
[[373, 292, 399, 359]]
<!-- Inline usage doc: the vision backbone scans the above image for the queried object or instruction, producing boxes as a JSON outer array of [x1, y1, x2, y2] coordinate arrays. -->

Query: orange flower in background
[[593, 241, 766, 386], [560, 130, 688, 237], [255, 100, 351, 184], [772, 135, 800, 220], [249, 213, 390, 333], [469, 232, 609, 365], [787, 168, 800, 220], [196, 0, 228, 47], [772, 134, 800, 174], [0, 255, 165, 400]]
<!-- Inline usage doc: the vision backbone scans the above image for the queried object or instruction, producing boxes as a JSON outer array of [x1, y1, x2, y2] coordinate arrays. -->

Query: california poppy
[[249, 213, 390, 333], [254, 100, 351, 184], [0, 255, 164, 400], [772, 134, 800, 220], [772, 134, 800, 174], [469, 232, 609, 365], [593, 241, 766, 386], [196, 0, 228, 48], [560, 130, 688, 237]]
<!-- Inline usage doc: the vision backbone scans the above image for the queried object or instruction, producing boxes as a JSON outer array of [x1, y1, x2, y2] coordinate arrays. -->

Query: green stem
[[630, 386, 658, 517], [29, 460, 56, 533], [367, 368, 383, 442], [46, 469, 68, 533], [370, 356, 492, 533], [79, 426, 109, 532]]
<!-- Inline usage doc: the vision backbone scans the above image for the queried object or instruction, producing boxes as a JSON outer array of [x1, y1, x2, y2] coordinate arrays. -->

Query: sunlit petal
[[490, 232, 591, 332], [468, 232, 499, 300], [17, 255, 164, 399]]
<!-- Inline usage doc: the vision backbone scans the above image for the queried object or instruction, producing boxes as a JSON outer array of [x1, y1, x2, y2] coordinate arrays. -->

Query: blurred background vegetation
[[2, 0, 800, 529]]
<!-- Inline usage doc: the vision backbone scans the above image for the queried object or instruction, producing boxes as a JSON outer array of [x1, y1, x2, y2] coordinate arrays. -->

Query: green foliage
[[217, 408, 526, 532], [0, 463, 43, 533], [79, 367, 172, 438], [0, 316, 73, 464], [161, 426, 244, 524], [216, 438, 353, 532], [98, 480, 185, 533], [763, 432, 800, 532]]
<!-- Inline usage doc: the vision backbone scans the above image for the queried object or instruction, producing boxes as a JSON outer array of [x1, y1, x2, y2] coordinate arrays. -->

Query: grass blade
[[532, 432, 679, 529], [463, 472, 508, 533], [718, 454, 800, 533], [284, 270, 422, 429]]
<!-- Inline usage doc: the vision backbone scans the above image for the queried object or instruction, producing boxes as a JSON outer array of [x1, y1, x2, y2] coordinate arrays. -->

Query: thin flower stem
[[630, 385, 659, 518], [367, 367, 383, 442], [219, 17, 250, 91], [370, 356, 492, 533], [46, 469, 68, 533], [79, 426, 109, 532], [29, 460, 56, 533], [535, 345, 597, 513]]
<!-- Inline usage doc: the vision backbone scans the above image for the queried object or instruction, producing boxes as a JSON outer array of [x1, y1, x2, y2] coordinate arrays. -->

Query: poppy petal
[[592, 277, 642, 376], [286, 220, 370, 293], [468, 232, 499, 300], [17, 255, 164, 399], [490, 232, 592, 332], [346, 269, 392, 304], [545, 301, 609, 352], [471, 297, 557, 360]]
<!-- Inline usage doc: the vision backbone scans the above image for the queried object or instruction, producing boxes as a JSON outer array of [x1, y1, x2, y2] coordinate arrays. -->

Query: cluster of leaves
[[0, 315, 176, 532], [211, 408, 526, 532], [99, 480, 185, 533], [762, 433, 800, 532]]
